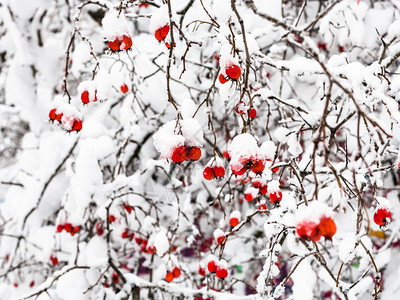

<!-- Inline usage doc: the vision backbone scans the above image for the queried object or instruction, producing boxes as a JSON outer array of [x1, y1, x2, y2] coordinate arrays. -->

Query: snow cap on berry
[[153, 120, 186, 158], [219, 44, 240, 76], [228, 133, 263, 172], [102, 11, 130, 41], [150, 5, 174, 33], [296, 201, 335, 225], [180, 118, 204, 148]]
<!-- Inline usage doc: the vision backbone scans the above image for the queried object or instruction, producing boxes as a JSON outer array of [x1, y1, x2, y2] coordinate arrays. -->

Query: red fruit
[[219, 74, 229, 84], [216, 236, 225, 245], [73, 225, 80, 233], [249, 108, 257, 119], [271, 166, 279, 173], [121, 230, 130, 239], [203, 166, 214, 180], [165, 272, 174, 282], [207, 260, 217, 273], [72, 119, 82, 132], [121, 35, 132, 50], [123, 203, 133, 213], [318, 216, 337, 239], [111, 272, 120, 284], [225, 64, 241, 80], [56, 224, 64, 232], [64, 223, 72, 233], [139, 3, 149, 8], [245, 193, 254, 202], [223, 151, 231, 161], [29, 281, 35, 287], [55, 112, 63, 122], [188, 147, 201, 161], [172, 267, 181, 278], [50, 255, 59, 265], [171, 146, 187, 163], [120, 84, 129, 94], [109, 215, 116, 223], [231, 165, 247, 176], [296, 221, 319, 241], [108, 39, 121, 51], [155, 24, 170, 41], [198, 267, 206, 276], [269, 190, 282, 204], [259, 185, 268, 195], [251, 159, 265, 174], [96, 222, 104, 236], [213, 165, 225, 177], [252, 181, 262, 189], [229, 217, 239, 227], [374, 208, 391, 226], [49, 108, 57, 120], [81, 91, 90, 104], [215, 266, 228, 279], [317, 41, 327, 50], [13, 283, 18, 288], [258, 204, 267, 211]]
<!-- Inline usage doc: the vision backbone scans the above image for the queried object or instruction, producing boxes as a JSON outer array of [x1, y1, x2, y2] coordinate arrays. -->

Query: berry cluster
[[165, 266, 181, 282], [296, 215, 337, 242], [171, 145, 201, 163], [108, 34, 133, 52], [56, 223, 80, 236], [49, 108, 82, 132], [80, 89, 97, 104], [207, 256, 228, 279], [155, 24, 170, 42], [203, 160, 225, 180]]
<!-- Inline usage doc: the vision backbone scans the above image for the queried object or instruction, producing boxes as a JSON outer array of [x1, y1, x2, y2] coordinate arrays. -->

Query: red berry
[[258, 204, 267, 211], [172, 267, 181, 278], [81, 91, 90, 104], [229, 217, 239, 227], [198, 267, 206, 276], [50, 255, 59, 265], [269, 190, 282, 204], [123, 203, 133, 213], [317, 41, 327, 50], [108, 39, 121, 51], [73, 225, 80, 233], [271, 166, 279, 173], [109, 215, 116, 223], [219, 74, 229, 84], [251, 159, 265, 174], [64, 223, 72, 233], [56, 224, 64, 232], [171, 146, 187, 163], [259, 185, 268, 195], [318, 216, 336, 239], [155, 25, 170, 41], [296, 221, 319, 241], [249, 108, 257, 119], [203, 166, 214, 180], [231, 165, 247, 176], [213, 165, 225, 177], [207, 260, 217, 273], [96, 222, 104, 236], [121, 35, 132, 50], [72, 119, 82, 132], [188, 147, 201, 161], [165, 272, 174, 282], [49, 108, 57, 120], [216, 266, 228, 279], [29, 281, 35, 287], [225, 64, 241, 80], [55, 112, 63, 122], [252, 181, 262, 189], [120, 84, 129, 94], [223, 151, 231, 161], [121, 229, 130, 239], [245, 193, 254, 202], [13, 283, 18, 288], [374, 208, 391, 226], [112, 272, 120, 284], [139, 3, 149, 8]]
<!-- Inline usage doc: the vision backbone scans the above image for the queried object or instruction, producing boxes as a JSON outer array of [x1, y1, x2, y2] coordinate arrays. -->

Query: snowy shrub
[[1, 0, 400, 299]]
